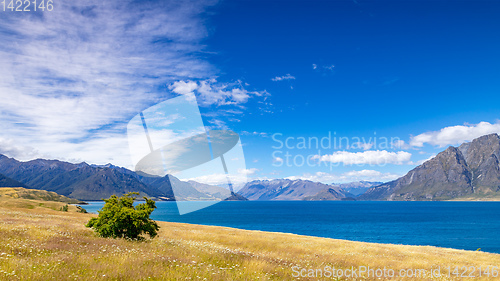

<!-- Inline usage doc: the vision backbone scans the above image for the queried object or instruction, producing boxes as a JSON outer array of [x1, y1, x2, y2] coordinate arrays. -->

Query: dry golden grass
[[0, 187, 84, 205], [0, 198, 499, 280]]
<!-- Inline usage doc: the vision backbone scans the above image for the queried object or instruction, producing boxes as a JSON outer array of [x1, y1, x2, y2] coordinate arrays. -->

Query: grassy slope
[[0, 199, 499, 280], [0, 187, 85, 205]]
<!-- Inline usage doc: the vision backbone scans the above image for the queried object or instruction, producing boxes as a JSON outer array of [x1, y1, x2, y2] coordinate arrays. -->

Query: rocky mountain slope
[[303, 188, 347, 200], [239, 179, 350, 200], [359, 133, 500, 200], [0, 154, 237, 201], [0, 173, 28, 188]]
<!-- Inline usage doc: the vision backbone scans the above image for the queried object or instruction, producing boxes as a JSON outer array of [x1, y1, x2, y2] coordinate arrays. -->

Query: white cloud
[[312, 150, 412, 165], [238, 168, 259, 175], [170, 81, 199, 95], [273, 156, 284, 163], [286, 170, 401, 184], [410, 121, 500, 147], [189, 169, 401, 187], [312, 64, 336, 74], [350, 142, 374, 150], [169, 79, 268, 107], [271, 74, 295, 81], [205, 118, 230, 130], [391, 139, 411, 150], [0, 137, 42, 161], [240, 131, 268, 137], [343, 170, 386, 177], [184, 170, 250, 189], [0, 0, 233, 167]]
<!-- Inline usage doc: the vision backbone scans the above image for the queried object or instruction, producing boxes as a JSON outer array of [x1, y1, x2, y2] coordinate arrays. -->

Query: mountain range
[[333, 181, 383, 196], [360, 133, 500, 200], [1, 133, 499, 201], [0, 153, 382, 201], [0, 154, 231, 201], [0, 173, 27, 188], [240, 134, 500, 201], [238, 179, 382, 201]]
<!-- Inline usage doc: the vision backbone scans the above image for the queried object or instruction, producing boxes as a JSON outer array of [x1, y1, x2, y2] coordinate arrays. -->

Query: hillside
[[303, 188, 346, 200], [0, 172, 27, 188], [360, 133, 500, 201], [0, 155, 159, 200], [0, 187, 85, 204], [1, 199, 499, 280], [0, 154, 360, 202], [0, 154, 233, 201]]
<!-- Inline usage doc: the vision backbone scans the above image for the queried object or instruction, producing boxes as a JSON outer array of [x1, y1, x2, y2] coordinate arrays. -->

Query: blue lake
[[81, 201, 500, 254]]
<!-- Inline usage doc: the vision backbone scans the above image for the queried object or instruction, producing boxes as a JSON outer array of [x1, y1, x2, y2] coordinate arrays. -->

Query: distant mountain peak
[[360, 133, 500, 201], [0, 154, 242, 202], [239, 178, 350, 201]]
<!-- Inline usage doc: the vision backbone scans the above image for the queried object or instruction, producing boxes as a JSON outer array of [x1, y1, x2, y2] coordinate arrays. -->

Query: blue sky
[[1, 0, 500, 184]]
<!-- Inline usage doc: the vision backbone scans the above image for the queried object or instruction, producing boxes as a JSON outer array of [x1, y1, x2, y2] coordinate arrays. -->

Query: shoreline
[[79, 200, 500, 254], [80, 201, 500, 254], [163, 219, 500, 255]]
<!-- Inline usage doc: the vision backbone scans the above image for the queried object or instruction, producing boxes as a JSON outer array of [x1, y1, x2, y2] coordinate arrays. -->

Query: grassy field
[[1, 198, 500, 280]]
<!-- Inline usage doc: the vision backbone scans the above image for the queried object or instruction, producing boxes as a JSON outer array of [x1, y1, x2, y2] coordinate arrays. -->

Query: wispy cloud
[[239, 131, 268, 137], [323, 65, 335, 70], [183, 170, 251, 189], [312, 150, 412, 165], [410, 121, 500, 147], [286, 170, 401, 183], [349, 142, 374, 150], [273, 156, 284, 163], [271, 74, 295, 81], [167, 79, 269, 131], [191, 169, 401, 186], [238, 168, 259, 175], [0, 0, 219, 166], [312, 63, 336, 74], [169, 79, 268, 107], [382, 77, 400, 86]]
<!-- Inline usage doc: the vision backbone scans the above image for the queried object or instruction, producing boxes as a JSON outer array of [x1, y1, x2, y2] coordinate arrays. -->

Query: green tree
[[86, 192, 159, 240]]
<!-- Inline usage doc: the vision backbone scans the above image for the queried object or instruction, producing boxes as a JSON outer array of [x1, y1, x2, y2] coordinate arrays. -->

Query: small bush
[[85, 192, 159, 240], [60, 205, 68, 212]]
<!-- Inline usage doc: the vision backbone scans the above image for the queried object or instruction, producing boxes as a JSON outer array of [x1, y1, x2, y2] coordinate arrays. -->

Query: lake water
[[81, 201, 500, 254]]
